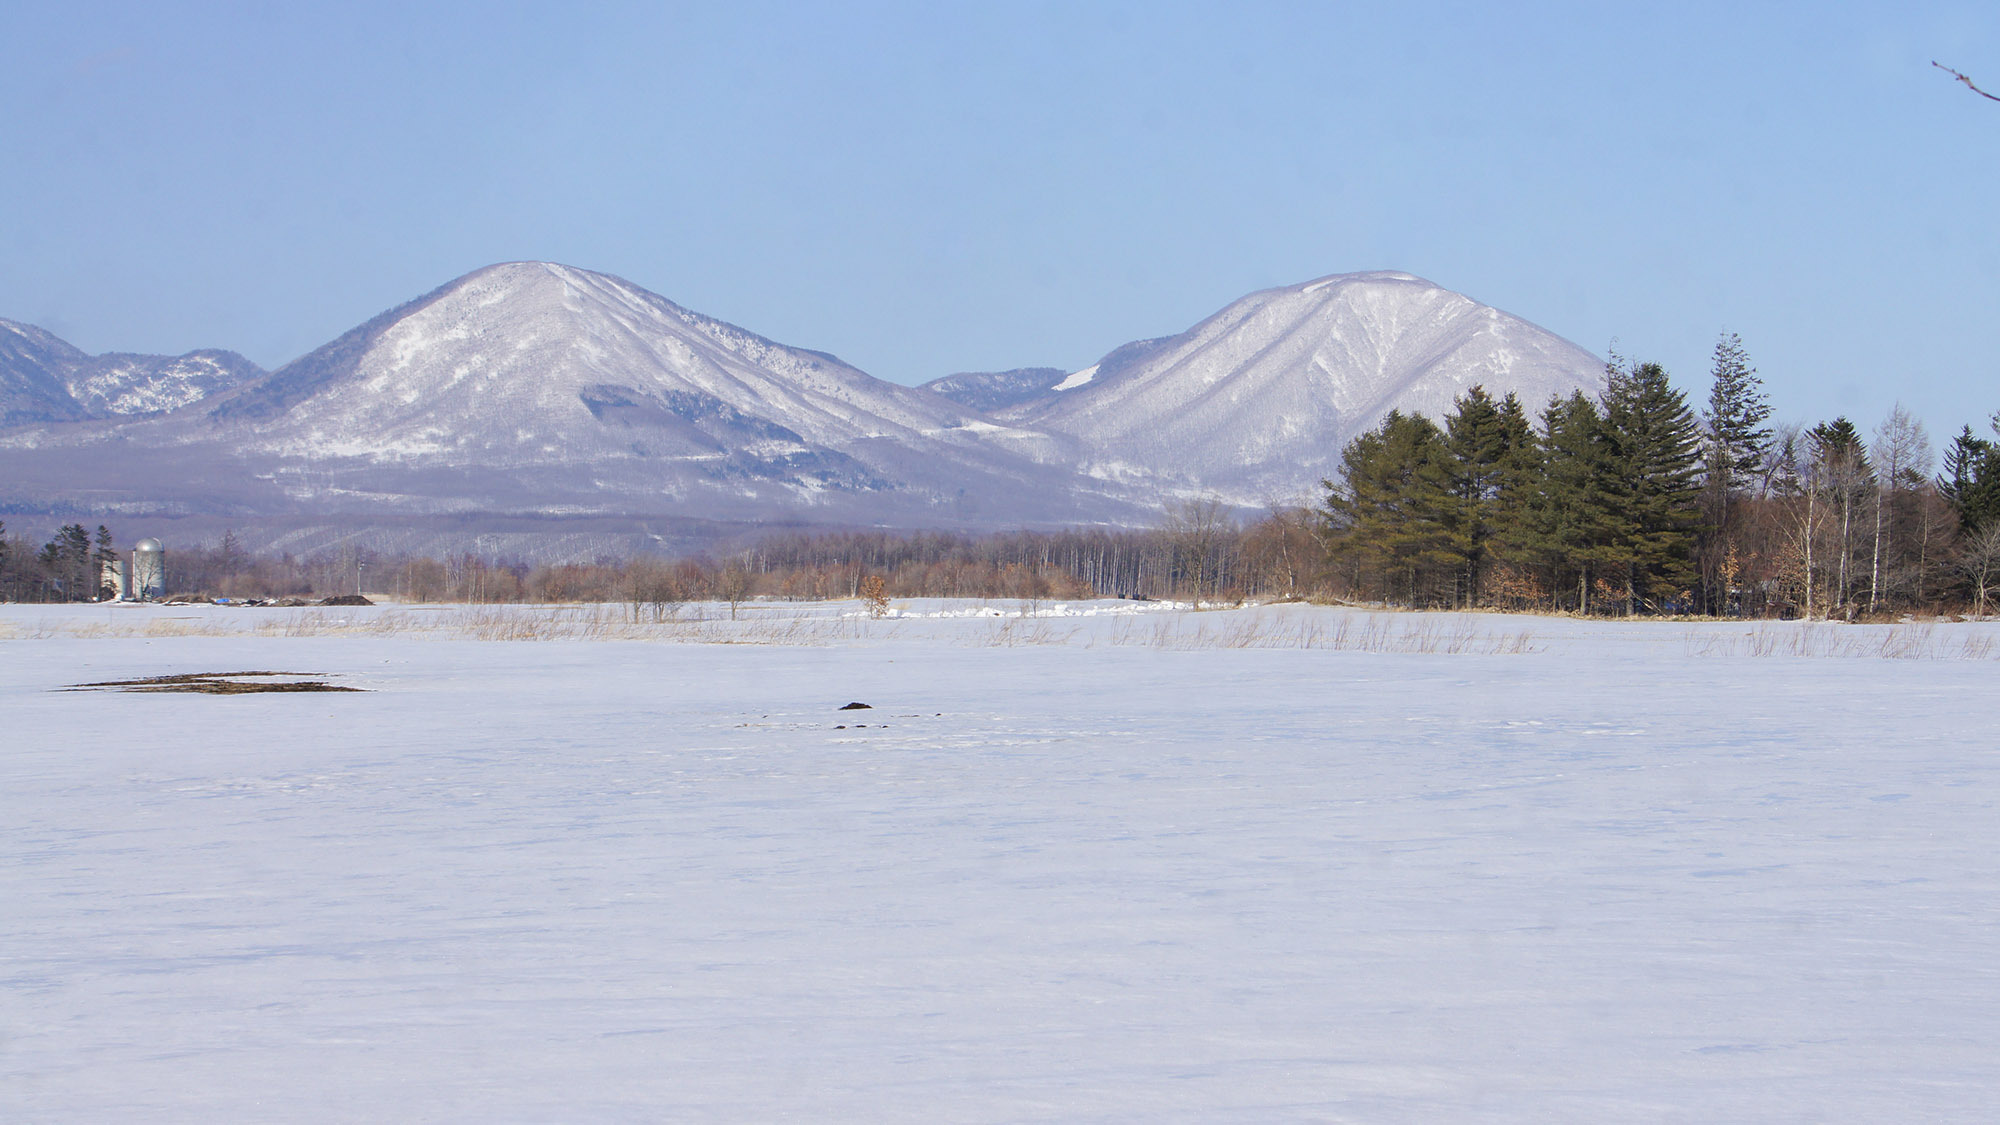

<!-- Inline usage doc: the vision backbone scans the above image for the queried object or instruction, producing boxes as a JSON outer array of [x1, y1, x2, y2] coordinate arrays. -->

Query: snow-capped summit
[[1000, 271, 1604, 504], [215, 262, 968, 461], [159, 262, 1119, 525]]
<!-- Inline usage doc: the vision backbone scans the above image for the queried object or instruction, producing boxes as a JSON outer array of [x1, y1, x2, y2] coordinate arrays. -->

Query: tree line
[[1320, 335, 2000, 617], [0, 522, 121, 603], [0, 514, 1322, 608], [6, 336, 1997, 617]]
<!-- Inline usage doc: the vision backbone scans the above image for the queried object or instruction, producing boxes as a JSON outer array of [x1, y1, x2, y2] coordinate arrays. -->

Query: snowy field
[[4, 600, 1998, 1121]]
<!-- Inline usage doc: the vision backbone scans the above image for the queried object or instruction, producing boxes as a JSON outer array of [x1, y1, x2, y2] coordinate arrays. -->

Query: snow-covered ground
[[4, 601, 1998, 1121]]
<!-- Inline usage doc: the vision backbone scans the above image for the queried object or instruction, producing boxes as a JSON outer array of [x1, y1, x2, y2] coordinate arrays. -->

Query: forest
[[1322, 337, 2000, 618]]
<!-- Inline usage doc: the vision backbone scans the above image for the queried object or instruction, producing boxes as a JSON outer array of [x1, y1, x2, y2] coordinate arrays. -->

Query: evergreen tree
[[92, 526, 118, 600], [1487, 392, 1542, 574], [1940, 422, 2000, 534], [1437, 387, 1515, 606], [1600, 362, 1705, 613], [1697, 333, 1772, 613], [1324, 410, 1454, 605], [1523, 391, 1621, 613], [40, 524, 93, 602], [1702, 333, 1772, 494]]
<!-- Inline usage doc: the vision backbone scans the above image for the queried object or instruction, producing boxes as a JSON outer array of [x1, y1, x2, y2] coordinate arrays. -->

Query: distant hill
[[0, 264, 1601, 556], [0, 318, 261, 426]]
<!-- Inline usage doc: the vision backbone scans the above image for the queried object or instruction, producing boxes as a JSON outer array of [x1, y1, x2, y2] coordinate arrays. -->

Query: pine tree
[[1523, 391, 1620, 613], [1437, 387, 1514, 606], [1601, 362, 1704, 613], [1940, 422, 2000, 534], [40, 524, 93, 602], [1703, 333, 1772, 494], [1697, 333, 1772, 613], [92, 526, 118, 600], [1324, 410, 1453, 605]]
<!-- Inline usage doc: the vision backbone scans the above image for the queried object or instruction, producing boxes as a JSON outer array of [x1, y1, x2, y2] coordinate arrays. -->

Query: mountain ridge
[[1, 263, 1601, 553]]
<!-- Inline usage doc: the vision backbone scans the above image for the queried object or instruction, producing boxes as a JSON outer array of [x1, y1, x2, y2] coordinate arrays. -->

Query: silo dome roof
[[134, 538, 164, 552]]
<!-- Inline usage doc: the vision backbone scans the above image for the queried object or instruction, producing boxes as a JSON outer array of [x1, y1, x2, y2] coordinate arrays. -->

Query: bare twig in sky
[[1934, 61, 2000, 103]]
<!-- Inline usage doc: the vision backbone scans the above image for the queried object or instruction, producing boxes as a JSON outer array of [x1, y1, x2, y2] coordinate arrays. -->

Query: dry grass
[[1684, 622, 2000, 661], [982, 619, 1083, 647], [9, 602, 1997, 661], [1097, 612, 1540, 655]]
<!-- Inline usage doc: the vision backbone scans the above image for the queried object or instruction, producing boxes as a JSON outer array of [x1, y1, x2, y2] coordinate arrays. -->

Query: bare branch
[[1934, 61, 2000, 103]]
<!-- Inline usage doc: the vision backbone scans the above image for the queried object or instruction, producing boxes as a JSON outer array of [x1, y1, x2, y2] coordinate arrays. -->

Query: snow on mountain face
[[219, 262, 970, 463], [0, 318, 261, 424], [0, 320, 90, 425], [170, 262, 1110, 523], [1, 264, 1605, 540], [66, 350, 263, 416], [1009, 271, 1605, 504], [920, 367, 1069, 413]]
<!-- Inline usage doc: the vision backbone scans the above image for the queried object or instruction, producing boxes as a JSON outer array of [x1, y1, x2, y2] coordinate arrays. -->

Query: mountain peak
[[1004, 270, 1602, 504], [1292, 270, 1432, 293]]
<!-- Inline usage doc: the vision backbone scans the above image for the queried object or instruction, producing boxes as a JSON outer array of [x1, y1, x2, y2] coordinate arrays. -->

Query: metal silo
[[132, 538, 166, 600]]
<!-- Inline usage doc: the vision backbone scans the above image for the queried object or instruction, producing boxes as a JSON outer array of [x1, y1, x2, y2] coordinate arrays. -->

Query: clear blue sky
[[5, 2, 1997, 447]]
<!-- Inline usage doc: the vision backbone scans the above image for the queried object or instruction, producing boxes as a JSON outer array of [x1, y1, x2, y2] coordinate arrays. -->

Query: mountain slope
[[2, 263, 1125, 529], [1006, 271, 1604, 503], [67, 349, 262, 416], [0, 317, 261, 424], [212, 262, 973, 461], [1, 320, 90, 425]]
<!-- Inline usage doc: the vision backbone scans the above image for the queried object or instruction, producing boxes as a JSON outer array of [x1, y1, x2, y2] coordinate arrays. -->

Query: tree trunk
[[1869, 487, 1883, 614]]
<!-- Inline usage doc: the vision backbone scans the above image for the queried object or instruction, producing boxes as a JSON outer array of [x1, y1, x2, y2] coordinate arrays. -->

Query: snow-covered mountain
[[0, 321, 87, 426], [987, 271, 1604, 504], [0, 264, 1123, 536], [0, 264, 1605, 554], [0, 317, 262, 425], [211, 263, 1010, 465]]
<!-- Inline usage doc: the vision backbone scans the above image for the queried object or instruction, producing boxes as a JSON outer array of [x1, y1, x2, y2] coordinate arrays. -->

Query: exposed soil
[[67, 671, 364, 695]]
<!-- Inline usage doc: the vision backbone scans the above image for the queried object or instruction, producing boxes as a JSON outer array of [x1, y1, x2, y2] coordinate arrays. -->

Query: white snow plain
[[4, 601, 1999, 1121]]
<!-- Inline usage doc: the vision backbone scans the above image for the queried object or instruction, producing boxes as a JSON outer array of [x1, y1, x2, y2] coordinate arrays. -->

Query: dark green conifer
[[1524, 391, 1621, 613], [1324, 410, 1453, 605], [1600, 362, 1704, 613], [1940, 422, 2000, 534]]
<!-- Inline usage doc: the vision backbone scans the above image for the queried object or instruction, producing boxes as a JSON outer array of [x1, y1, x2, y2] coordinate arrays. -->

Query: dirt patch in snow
[[66, 671, 365, 694]]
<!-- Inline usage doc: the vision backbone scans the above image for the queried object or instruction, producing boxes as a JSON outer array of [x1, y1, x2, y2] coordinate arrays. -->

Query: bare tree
[[1959, 522, 2000, 618], [1160, 496, 1234, 608], [716, 563, 752, 620], [1870, 406, 1932, 612], [625, 557, 685, 622], [1935, 61, 2000, 102]]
